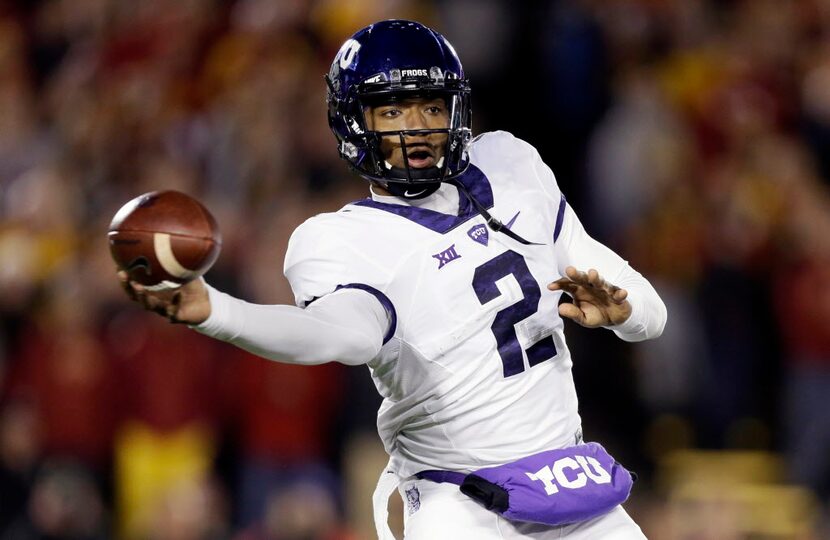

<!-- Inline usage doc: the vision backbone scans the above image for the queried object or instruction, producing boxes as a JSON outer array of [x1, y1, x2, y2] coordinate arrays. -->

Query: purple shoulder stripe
[[553, 194, 566, 243], [335, 283, 397, 344]]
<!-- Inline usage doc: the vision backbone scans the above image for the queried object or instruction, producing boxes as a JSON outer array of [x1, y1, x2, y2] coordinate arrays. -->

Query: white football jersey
[[284, 131, 592, 477]]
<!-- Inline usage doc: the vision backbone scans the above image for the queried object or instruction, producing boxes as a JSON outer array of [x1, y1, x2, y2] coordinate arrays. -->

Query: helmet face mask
[[326, 21, 472, 186]]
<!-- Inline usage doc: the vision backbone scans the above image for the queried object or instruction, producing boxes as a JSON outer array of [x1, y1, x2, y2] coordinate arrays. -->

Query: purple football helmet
[[326, 20, 472, 186]]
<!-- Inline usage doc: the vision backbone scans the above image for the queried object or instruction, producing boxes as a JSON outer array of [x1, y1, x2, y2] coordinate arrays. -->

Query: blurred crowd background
[[1, 0, 829, 538]]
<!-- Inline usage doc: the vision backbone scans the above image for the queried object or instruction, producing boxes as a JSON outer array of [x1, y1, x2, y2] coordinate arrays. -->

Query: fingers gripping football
[[116, 271, 210, 325], [547, 266, 632, 328]]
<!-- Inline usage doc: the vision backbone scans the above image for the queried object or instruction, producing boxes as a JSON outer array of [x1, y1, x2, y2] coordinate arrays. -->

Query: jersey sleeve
[[283, 213, 397, 343], [193, 283, 389, 366], [284, 215, 350, 307]]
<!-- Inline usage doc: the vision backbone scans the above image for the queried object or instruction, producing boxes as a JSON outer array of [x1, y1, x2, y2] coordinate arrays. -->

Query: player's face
[[364, 96, 450, 169]]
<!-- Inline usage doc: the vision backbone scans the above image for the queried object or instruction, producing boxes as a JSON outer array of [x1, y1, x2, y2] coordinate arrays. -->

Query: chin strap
[[449, 179, 542, 246]]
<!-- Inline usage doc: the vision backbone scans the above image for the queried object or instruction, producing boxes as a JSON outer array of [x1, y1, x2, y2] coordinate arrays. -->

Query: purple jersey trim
[[415, 470, 466, 485], [351, 163, 494, 234], [335, 283, 397, 344], [553, 194, 566, 242]]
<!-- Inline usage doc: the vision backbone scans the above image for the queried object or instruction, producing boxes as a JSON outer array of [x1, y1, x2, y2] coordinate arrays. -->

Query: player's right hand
[[117, 271, 211, 325]]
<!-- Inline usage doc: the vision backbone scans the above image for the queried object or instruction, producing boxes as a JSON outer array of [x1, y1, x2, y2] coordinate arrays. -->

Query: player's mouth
[[405, 147, 436, 168]]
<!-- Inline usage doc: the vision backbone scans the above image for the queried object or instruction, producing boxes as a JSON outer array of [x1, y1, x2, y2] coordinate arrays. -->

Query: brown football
[[108, 190, 221, 288]]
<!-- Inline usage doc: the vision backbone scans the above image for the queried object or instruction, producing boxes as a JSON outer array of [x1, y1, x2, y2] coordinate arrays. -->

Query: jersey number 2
[[472, 251, 557, 377]]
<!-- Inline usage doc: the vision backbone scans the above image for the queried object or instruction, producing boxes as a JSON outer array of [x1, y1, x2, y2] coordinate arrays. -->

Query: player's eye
[[380, 108, 401, 118], [425, 105, 443, 114]]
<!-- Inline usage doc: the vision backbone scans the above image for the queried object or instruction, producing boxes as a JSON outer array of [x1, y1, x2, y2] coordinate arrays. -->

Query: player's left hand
[[547, 266, 632, 328]]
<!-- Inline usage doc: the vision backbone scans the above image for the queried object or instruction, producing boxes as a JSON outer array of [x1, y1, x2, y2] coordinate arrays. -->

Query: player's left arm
[[516, 137, 666, 341], [548, 204, 667, 341], [528, 141, 667, 341]]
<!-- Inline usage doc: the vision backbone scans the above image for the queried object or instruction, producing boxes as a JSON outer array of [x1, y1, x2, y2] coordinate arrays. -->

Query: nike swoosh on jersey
[[404, 188, 428, 197], [505, 211, 520, 229]]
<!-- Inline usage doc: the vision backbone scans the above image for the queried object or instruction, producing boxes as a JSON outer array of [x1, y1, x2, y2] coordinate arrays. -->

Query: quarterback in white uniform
[[119, 20, 666, 540]]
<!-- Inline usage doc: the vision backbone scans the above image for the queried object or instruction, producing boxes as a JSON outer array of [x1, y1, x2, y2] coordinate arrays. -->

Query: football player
[[119, 20, 666, 540]]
